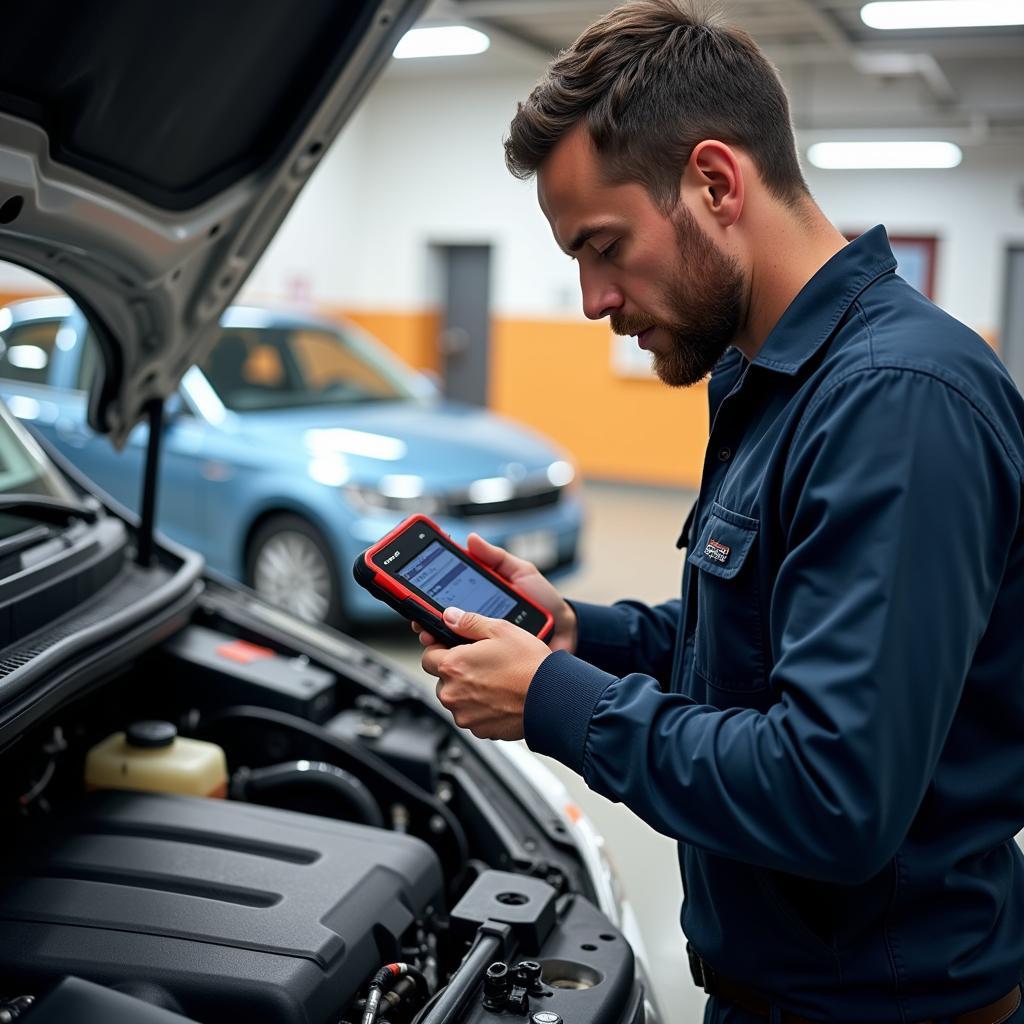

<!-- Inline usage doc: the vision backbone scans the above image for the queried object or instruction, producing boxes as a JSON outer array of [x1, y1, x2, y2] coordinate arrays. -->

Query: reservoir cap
[[126, 720, 177, 749]]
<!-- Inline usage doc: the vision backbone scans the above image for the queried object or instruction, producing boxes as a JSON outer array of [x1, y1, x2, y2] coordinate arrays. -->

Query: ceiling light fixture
[[807, 141, 963, 169], [393, 26, 490, 59], [861, 1, 1024, 30]]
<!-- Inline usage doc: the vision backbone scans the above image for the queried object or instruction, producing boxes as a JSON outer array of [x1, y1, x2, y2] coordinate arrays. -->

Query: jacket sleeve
[[525, 368, 1020, 884], [569, 598, 681, 684]]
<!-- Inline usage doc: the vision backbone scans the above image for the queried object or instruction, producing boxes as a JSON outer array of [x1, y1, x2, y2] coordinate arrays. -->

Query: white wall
[[807, 149, 1024, 333], [242, 104, 371, 307], [242, 70, 587, 319], [244, 68, 1024, 336]]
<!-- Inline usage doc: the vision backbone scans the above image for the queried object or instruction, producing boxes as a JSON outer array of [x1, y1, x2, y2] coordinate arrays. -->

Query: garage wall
[[247, 69, 1024, 328], [810, 151, 1024, 345], [239, 67, 1024, 486], [1, 64, 1020, 487]]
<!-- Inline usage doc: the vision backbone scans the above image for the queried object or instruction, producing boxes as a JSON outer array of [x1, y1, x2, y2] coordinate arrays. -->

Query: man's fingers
[[421, 644, 447, 678], [467, 533, 528, 577], [410, 620, 438, 646]]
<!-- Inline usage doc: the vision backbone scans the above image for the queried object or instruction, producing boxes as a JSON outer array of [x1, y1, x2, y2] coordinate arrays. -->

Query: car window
[[0, 319, 60, 386], [0, 402, 74, 500], [291, 329, 404, 400], [200, 325, 415, 412]]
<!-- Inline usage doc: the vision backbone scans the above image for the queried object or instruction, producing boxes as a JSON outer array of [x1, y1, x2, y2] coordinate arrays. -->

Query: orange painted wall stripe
[[337, 309, 1000, 488], [335, 307, 711, 488], [0, 288, 57, 307], [490, 317, 709, 488], [331, 306, 442, 374]]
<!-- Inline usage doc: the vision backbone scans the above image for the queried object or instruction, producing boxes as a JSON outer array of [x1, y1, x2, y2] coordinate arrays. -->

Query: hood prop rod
[[136, 398, 164, 567]]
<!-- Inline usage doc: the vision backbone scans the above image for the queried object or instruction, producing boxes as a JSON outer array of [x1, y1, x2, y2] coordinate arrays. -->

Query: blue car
[[0, 296, 582, 628]]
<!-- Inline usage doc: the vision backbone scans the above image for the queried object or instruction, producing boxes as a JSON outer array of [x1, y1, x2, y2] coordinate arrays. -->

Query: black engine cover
[[0, 791, 443, 1023]]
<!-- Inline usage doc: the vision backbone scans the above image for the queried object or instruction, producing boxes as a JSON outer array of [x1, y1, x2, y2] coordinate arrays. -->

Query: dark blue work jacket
[[525, 227, 1024, 1022]]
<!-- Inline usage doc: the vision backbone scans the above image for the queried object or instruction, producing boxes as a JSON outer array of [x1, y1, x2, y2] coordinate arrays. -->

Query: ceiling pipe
[[790, 0, 959, 105]]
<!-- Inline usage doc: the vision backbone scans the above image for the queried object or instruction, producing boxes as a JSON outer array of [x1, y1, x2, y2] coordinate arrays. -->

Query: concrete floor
[[362, 480, 704, 1021]]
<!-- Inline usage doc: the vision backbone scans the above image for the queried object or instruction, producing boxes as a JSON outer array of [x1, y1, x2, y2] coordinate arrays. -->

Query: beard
[[610, 205, 745, 386]]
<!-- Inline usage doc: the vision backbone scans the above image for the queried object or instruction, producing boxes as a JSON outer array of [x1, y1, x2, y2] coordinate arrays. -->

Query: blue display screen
[[398, 541, 516, 618]]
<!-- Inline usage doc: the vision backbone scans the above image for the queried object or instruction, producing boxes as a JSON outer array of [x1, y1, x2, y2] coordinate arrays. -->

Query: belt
[[688, 946, 1022, 1024]]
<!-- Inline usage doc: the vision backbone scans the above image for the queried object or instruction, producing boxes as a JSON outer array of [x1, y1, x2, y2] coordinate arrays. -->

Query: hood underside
[[0, 0, 424, 447]]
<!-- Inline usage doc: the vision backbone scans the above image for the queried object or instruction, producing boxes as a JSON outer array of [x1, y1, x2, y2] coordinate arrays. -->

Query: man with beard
[[416, 2, 1024, 1021]]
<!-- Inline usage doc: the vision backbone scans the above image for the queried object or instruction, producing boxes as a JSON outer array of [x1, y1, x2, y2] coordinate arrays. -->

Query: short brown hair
[[505, 0, 809, 210]]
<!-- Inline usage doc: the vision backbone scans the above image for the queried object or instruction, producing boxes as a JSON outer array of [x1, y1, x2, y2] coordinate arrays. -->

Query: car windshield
[[198, 322, 425, 413], [0, 400, 76, 540]]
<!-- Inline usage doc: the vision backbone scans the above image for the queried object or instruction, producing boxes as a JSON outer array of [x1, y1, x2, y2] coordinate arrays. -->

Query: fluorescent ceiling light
[[861, 1, 1024, 29], [393, 26, 490, 59], [807, 141, 962, 169]]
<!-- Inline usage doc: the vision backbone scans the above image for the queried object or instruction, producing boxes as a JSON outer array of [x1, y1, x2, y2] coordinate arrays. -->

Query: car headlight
[[342, 480, 443, 517], [548, 459, 581, 495]]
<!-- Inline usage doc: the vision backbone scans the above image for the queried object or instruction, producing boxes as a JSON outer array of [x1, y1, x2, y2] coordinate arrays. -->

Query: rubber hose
[[234, 759, 385, 828]]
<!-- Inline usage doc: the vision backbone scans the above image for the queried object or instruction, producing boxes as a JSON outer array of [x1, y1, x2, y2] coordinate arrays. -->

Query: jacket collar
[[746, 224, 897, 377]]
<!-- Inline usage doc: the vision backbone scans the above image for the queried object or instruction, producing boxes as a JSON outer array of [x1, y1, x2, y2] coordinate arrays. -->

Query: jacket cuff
[[524, 649, 617, 775]]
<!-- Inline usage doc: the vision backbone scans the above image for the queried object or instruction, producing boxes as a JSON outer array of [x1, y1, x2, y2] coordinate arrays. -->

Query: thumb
[[443, 606, 497, 640]]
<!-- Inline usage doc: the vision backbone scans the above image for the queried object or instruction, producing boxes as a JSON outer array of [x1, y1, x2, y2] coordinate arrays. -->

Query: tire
[[245, 513, 347, 629]]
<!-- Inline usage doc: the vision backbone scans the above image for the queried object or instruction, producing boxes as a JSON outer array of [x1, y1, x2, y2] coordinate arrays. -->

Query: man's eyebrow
[[566, 225, 610, 255]]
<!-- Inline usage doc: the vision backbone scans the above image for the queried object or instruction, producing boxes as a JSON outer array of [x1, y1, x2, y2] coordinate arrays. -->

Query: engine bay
[[0, 592, 646, 1024]]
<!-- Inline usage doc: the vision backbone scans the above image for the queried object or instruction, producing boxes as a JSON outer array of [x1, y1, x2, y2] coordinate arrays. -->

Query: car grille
[[448, 486, 562, 519]]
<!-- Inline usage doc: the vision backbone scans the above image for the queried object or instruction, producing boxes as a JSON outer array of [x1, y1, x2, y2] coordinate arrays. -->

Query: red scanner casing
[[353, 514, 554, 646]]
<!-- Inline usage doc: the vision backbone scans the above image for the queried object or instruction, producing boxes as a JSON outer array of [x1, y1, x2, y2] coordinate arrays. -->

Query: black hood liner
[[0, 0, 379, 211]]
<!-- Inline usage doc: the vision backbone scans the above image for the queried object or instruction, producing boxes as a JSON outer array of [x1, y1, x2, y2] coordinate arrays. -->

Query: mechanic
[[415, 2, 1024, 1021]]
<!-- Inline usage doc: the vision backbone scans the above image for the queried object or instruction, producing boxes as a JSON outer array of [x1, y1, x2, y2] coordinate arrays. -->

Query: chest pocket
[[687, 501, 767, 697]]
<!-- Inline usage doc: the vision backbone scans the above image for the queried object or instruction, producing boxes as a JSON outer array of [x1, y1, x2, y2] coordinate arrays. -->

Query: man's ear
[[683, 140, 744, 228]]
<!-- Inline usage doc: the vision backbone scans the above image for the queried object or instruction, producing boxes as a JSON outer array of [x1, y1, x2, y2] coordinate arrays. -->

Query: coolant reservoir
[[85, 721, 228, 798]]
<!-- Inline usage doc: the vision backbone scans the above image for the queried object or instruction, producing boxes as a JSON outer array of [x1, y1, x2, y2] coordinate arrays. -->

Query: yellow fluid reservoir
[[85, 721, 228, 798]]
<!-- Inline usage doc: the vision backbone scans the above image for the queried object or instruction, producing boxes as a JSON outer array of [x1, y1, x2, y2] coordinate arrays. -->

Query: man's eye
[[599, 241, 619, 259]]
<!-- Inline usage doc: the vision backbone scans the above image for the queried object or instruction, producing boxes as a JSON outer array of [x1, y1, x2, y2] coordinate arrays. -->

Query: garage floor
[[363, 480, 703, 1020]]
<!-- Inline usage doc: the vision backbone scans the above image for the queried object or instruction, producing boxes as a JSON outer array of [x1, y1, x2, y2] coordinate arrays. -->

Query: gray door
[[1003, 245, 1024, 389], [438, 244, 491, 406]]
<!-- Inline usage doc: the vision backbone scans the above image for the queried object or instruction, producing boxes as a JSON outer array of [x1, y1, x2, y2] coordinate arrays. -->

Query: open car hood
[[0, 0, 424, 447]]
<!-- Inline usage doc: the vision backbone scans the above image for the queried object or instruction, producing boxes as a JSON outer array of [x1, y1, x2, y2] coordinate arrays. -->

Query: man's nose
[[580, 266, 623, 321]]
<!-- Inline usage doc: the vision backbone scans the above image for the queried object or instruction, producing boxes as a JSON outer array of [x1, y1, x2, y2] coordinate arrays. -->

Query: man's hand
[[421, 606, 552, 741], [412, 532, 578, 652]]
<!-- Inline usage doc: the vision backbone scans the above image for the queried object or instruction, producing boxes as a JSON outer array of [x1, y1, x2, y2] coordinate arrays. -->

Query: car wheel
[[246, 514, 346, 628]]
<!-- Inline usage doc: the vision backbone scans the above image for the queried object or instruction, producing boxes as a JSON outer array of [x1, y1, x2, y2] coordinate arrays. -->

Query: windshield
[[0, 400, 76, 542], [0, 402, 74, 501], [199, 322, 425, 413]]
